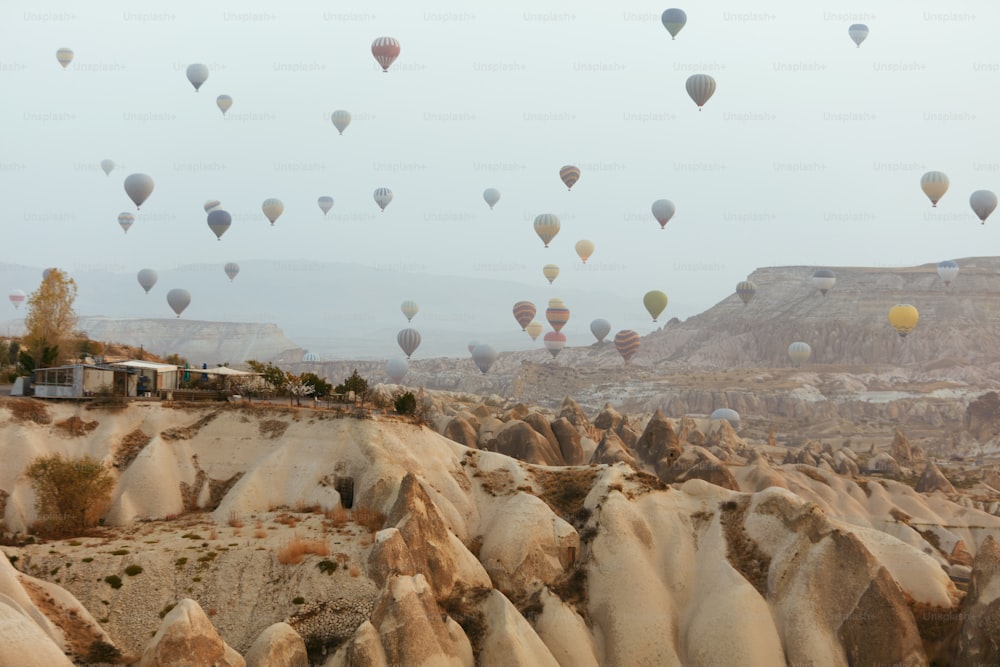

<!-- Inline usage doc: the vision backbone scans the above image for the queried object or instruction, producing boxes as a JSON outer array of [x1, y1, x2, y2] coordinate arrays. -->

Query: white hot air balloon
[[471, 344, 498, 374], [262, 198, 284, 226], [400, 300, 419, 322], [137, 269, 158, 294], [590, 318, 611, 343], [387, 357, 408, 383], [224, 262, 240, 281], [118, 212, 135, 234], [970, 190, 998, 224], [124, 173, 154, 210], [686, 74, 716, 110], [100, 159, 115, 176], [167, 288, 191, 317], [9, 289, 26, 309], [848, 24, 869, 47], [374, 187, 393, 212], [937, 260, 959, 287], [318, 196, 334, 215], [788, 341, 812, 365], [186, 63, 209, 91], [216, 94, 233, 115], [483, 188, 501, 210], [331, 110, 351, 134], [204, 199, 222, 213]]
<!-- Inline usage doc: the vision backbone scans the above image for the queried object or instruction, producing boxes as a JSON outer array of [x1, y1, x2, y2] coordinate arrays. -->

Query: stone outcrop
[[443, 416, 479, 449], [551, 417, 585, 466], [915, 461, 956, 494], [522, 412, 564, 465], [590, 430, 638, 468], [964, 391, 1000, 443], [634, 410, 681, 470], [891, 429, 913, 463], [139, 598, 245, 667], [487, 420, 562, 467], [244, 622, 308, 667], [958, 535, 1000, 664], [658, 446, 739, 490]]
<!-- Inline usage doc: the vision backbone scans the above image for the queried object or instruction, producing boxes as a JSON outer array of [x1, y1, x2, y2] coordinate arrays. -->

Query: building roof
[[192, 366, 258, 376], [111, 360, 180, 372]]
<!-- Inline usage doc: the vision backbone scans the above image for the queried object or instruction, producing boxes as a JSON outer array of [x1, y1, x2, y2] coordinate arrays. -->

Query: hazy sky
[[3, 0, 998, 347]]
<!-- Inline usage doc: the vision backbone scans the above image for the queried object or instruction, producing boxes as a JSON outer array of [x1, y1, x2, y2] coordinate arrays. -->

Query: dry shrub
[[259, 419, 288, 439], [325, 505, 349, 527], [349, 564, 361, 577], [295, 499, 321, 514], [277, 536, 330, 565], [275, 513, 298, 527], [53, 416, 99, 437], [114, 429, 152, 469], [353, 507, 386, 534], [227, 511, 244, 528], [209, 528, 218, 540], [8, 398, 51, 425], [253, 529, 267, 539], [26, 454, 114, 538]]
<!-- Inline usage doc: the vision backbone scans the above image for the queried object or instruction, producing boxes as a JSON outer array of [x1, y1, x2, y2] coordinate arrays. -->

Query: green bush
[[394, 391, 417, 415], [25, 454, 114, 538], [104, 575, 122, 589], [292, 596, 305, 604], [124, 564, 143, 576]]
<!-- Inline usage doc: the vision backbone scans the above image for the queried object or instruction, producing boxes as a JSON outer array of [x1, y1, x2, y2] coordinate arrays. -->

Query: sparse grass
[[259, 419, 289, 439], [353, 507, 386, 534], [325, 505, 349, 527], [82, 557, 93, 563], [114, 429, 152, 469], [719, 498, 770, 596], [227, 511, 244, 528], [53, 416, 99, 437], [349, 564, 361, 577], [8, 398, 52, 425], [174, 557, 187, 569], [253, 529, 267, 539], [277, 537, 329, 565], [181, 533, 203, 540], [441, 584, 492, 655], [532, 468, 599, 526], [275, 513, 299, 527]]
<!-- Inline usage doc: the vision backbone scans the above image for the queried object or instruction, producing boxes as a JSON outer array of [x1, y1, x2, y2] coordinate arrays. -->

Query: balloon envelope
[[937, 260, 959, 286], [318, 196, 334, 215], [559, 165, 581, 190], [100, 159, 115, 176], [216, 95, 233, 115], [525, 321, 543, 341], [262, 198, 284, 225], [651, 199, 676, 229], [661, 8, 687, 39], [124, 173, 154, 209], [811, 269, 836, 296], [224, 262, 240, 281], [467, 340, 479, 354], [56, 48, 74, 68], [686, 74, 716, 109], [920, 171, 949, 207], [387, 358, 408, 383], [207, 209, 232, 240], [889, 304, 919, 338], [788, 341, 811, 364], [534, 214, 560, 247], [471, 344, 498, 374], [204, 199, 222, 213], [710, 408, 740, 430], [513, 301, 536, 330], [372, 36, 401, 72], [736, 280, 757, 305], [614, 329, 641, 362], [543, 331, 566, 358], [374, 187, 393, 211], [643, 290, 669, 321], [575, 239, 595, 264], [401, 300, 419, 322], [186, 63, 209, 91], [137, 269, 157, 294], [546, 304, 570, 332], [9, 289, 26, 309], [118, 212, 134, 234], [590, 318, 611, 342], [331, 109, 351, 134], [483, 188, 501, 210], [543, 264, 560, 284], [397, 328, 421, 358], [167, 288, 191, 318], [970, 190, 998, 224], [848, 24, 869, 47]]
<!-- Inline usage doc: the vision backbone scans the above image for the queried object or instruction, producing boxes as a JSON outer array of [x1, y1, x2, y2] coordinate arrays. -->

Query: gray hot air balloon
[[224, 262, 240, 281], [207, 209, 232, 240], [811, 269, 836, 296], [331, 110, 351, 134], [118, 212, 135, 234], [216, 94, 233, 115], [590, 318, 611, 343], [137, 269, 158, 294], [186, 63, 209, 91], [318, 196, 334, 215], [124, 173, 154, 210], [848, 24, 869, 47], [661, 8, 687, 39], [970, 190, 998, 224], [685, 74, 716, 110], [651, 199, 676, 229], [167, 288, 191, 318], [100, 159, 115, 176], [471, 344, 498, 374], [374, 187, 393, 212], [483, 188, 501, 210], [387, 357, 409, 383], [397, 328, 421, 358]]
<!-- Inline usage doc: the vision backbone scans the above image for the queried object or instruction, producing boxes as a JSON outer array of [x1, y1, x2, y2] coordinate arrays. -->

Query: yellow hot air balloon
[[543, 264, 560, 284], [525, 321, 543, 341], [888, 304, 919, 338], [920, 171, 949, 207], [643, 290, 669, 322], [575, 239, 595, 264]]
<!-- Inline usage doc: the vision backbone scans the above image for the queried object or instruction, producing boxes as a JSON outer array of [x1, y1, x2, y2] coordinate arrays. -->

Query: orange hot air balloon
[[546, 303, 570, 332], [559, 165, 581, 190], [513, 301, 536, 331], [614, 330, 641, 363]]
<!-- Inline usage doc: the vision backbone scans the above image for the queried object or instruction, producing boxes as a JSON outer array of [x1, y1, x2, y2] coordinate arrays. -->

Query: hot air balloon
[[207, 209, 232, 240], [186, 63, 209, 91], [204, 200, 222, 213], [303, 352, 321, 362], [387, 357, 408, 383], [56, 48, 74, 68], [686, 74, 716, 110], [167, 288, 191, 318], [643, 290, 668, 322], [100, 159, 115, 176], [483, 188, 501, 210], [471, 344, 498, 374], [216, 95, 233, 115], [372, 37, 401, 72], [124, 173, 154, 210], [262, 198, 284, 226], [590, 318, 611, 343], [318, 196, 334, 215], [736, 280, 757, 305], [331, 110, 351, 134], [651, 199, 676, 229], [937, 260, 959, 286], [970, 190, 998, 224], [888, 304, 919, 338], [710, 408, 740, 430], [543, 331, 566, 359], [137, 269, 157, 294], [920, 171, 949, 207], [575, 240, 595, 264], [811, 269, 836, 296], [661, 8, 687, 39], [397, 328, 421, 358], [118, 212, 134, 234], [9, 289, 25, 309], [224, 262, 240, 282], [543, 264, 560, 284], [526, 322, 543, 341], [534, 214, 560, 247], [546, 302, 570, 332], [788, 341, 811, 365], [513, 301, 536, 330], [42, 268, 58, 282], [467, 340, 479, 354], [559, 165, 581, 191], [548, 297, 565, 308], [401, 300, 419, 322], [848, 24, 869, 47], [614, 329, 641, 363], [374, 187, 393, 212]]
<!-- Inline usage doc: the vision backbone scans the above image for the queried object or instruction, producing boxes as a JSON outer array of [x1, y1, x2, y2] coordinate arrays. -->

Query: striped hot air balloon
[[224, 262, 240, 282], [543, 264, 560, 284], [526, 321, 543, 341], [118, 212, 134, 234], [559, 165, 581, 190], [614, 330, 641, 363], [374, 187, 393, 212], [543, 331, 566, 358], [811, 269, 836, 296], [513, 301, 536, 330], [937, 260, 959, 286], [401, 300, 419, 322], [534, 214, 560, 247], [920, 171, 949, 207], [331, 110, 351, 134], [56, 48, 74, 68], [848, 23, 869, 47], [262, 198, 284, 225], [372, 37, 401, 72], [397, 328, 421, 358], [788, 341, 812, 365], [736, 280, 757, 306], [216, 95, 233, 115], [9, 289, 26, 309], [546, 303, 570, 332], [685, 74, 716, 110]]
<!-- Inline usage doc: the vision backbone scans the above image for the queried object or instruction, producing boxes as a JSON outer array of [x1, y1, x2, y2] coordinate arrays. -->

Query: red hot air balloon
[[545, 304, 570, 332], [372, 37, 401, 72], [513, 301, 536, 331], [543, 331, 566, 358], [614, 330, 641, 363]]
